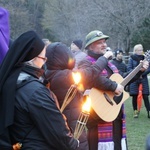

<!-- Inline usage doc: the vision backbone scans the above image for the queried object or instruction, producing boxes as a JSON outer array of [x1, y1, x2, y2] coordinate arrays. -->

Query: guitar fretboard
[[121, 63, 143, 86]]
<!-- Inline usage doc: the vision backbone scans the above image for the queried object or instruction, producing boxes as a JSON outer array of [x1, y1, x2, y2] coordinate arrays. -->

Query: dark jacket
[[111, 58, 127, 77], [10, 65, 78, 150], [78, 58, 117, 91], [45, 42, 109, 150], [127, 54, 150, 95], [78, 51, 119, 126], [78, 50, 124, 150]]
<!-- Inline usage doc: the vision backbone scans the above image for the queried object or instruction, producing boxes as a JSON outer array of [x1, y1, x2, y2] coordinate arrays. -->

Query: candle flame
[[72, 72, 81, 84], [82, 96, 91, 113]]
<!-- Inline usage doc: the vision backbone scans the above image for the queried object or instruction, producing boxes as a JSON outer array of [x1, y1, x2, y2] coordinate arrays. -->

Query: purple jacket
[[0, 7, 10, 64]]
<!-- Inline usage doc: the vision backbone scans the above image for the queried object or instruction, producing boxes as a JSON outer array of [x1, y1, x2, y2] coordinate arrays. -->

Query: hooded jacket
[[45, 42, 109, 150]]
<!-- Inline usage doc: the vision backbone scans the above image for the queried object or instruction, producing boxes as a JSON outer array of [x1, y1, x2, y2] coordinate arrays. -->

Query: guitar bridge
[[103, 93, 114, 105]]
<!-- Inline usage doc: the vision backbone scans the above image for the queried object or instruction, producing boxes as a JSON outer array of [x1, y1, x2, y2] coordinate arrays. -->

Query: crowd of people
[[0, 6, 150, 150]]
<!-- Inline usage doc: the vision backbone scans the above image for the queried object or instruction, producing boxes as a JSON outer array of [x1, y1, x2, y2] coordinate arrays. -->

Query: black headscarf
[[0, 30, 44, 134]]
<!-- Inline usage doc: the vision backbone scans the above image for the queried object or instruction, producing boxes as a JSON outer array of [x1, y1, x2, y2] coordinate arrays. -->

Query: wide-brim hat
[[85, 30, 109, 48]]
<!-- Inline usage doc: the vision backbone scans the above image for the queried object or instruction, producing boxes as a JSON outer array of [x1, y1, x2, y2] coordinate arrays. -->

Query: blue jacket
[[127, 54, 150, 95]]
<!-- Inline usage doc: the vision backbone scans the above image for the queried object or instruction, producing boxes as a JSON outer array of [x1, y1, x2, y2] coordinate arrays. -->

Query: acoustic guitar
[[89, 51, 150, 122]]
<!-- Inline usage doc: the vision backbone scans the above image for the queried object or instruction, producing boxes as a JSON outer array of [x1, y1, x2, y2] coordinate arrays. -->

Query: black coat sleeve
[[78, 56, 117, 91], [28, 86, 78, 150], [78, 56, 109, 85], [94, 76, 117, 91]]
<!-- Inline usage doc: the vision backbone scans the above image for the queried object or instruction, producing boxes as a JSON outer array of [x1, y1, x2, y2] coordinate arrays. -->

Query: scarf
[[86, 52, 126, 144]]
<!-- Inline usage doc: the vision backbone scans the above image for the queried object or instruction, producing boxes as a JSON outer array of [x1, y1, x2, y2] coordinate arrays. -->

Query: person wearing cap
[[0, 31, 79, 150], [44, 42, 114, 150], [111, 49, 127, 77], [78, 30, 149, 150], [70, 40, 87, 68]]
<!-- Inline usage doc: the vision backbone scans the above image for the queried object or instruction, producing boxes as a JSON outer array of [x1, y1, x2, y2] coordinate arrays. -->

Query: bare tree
[[1, 0, 150, 52]]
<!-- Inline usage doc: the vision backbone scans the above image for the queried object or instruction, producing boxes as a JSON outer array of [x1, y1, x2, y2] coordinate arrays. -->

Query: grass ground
[[125, 96, 150, 150]]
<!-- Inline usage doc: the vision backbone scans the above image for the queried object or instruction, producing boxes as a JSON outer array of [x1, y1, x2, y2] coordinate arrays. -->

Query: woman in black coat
[[0, 31, 79, 150], [127, 44, 150, 118], [44, 42, 114, 150]]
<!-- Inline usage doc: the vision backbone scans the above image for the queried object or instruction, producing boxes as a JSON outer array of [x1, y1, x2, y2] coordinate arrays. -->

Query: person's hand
[[103, 51, 113, 59], [114, 84, 124, 96], [140, 60, 149, 72]]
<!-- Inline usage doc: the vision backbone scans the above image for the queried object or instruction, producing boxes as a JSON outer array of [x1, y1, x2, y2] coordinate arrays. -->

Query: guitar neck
[[121, 62, 142, 87]]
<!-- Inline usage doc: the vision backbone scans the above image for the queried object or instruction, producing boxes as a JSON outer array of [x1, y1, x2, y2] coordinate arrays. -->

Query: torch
[[74, 95, 91, 140], [60, 72, 81, 112]]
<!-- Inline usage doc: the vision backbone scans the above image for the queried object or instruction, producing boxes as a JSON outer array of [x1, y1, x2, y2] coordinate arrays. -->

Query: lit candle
[[74, 96, 91, 139], [72, 72, 81, 85], [60, 72, 81, 112]]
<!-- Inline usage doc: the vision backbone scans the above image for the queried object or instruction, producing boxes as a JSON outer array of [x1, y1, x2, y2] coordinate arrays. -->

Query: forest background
[[1, 0, 150, 55], [1, 1, 150, 149]]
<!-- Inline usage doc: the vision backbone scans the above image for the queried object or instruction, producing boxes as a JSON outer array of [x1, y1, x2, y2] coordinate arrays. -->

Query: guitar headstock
[[144, 50, 150, 62]]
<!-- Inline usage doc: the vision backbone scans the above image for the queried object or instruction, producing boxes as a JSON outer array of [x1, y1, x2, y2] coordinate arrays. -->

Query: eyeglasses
[[37, 56, 47, 62]]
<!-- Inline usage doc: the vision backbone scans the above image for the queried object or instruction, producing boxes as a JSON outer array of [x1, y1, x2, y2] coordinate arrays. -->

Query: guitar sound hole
[[113, 93, 123, 104]]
